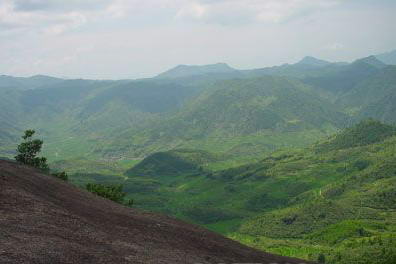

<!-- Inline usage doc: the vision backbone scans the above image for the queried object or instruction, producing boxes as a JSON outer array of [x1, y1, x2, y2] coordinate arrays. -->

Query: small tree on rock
[[15, 130, 49, 171]]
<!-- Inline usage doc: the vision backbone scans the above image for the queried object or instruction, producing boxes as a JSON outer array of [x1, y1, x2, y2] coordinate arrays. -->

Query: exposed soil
[[0, 160, 312, 264]]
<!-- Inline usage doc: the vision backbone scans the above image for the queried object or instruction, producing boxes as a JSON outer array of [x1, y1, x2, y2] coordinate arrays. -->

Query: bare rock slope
[[0, 160, 311, 264]]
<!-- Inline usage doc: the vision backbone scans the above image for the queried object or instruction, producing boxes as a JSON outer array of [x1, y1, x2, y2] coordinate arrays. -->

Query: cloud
[[0, 0, 183, 35], [175, 0, 342, 24], [11, 0, 109, 12], [0, 0, 343, 35], [0, 0, 112, 35], [176, 2, 207, 19]]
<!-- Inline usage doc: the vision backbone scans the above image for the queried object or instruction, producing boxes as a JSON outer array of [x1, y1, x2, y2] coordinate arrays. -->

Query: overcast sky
[[1, 0, 395, 79]]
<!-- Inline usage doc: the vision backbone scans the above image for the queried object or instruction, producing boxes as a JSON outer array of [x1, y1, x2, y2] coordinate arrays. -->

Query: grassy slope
[[231, 123, 396, 263], [86, 120, 396, 264]]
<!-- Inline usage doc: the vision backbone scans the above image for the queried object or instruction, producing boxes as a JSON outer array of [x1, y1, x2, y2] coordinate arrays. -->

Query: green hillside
[[161, 76, 346, 134], [337, 66, 396, 112], [98, 75, 345, 163], [95, 120, 396, 264], [316, 119, 396, 152], [0, 78, 199, 161], [300, 59, 396, 127], [231, 122, 396, 263], [125, 149, 215, 177], [0, 87, 23, 149], [302, 56, 385, 95], [359, 93, 396, 124]]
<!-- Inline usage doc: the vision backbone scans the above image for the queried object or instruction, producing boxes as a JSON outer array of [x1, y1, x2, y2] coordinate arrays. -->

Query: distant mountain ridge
[[156, 63, 238, 79], [354, 55, 387, 69], [0, 74, 64, 90], [302, 55, 389, 95], [297, 56, 331, 67], [376, 49, 396, 65]]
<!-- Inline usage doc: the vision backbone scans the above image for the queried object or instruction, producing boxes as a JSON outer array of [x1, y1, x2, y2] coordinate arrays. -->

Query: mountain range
[[1, 51, 395, 164]]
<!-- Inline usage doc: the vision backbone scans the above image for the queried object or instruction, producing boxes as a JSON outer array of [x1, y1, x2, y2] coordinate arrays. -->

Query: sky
[[1, 0, 396, 79]]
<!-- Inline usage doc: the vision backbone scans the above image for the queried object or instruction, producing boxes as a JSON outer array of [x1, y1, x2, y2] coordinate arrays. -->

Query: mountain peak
[[175, 62, 231, 68], [297, 56, 330, 67], [157, 63, 237, 79], [28, 74, 63, 81], [30, 74, 51, 78], [376, 49, 396, 65], [353, 55, 386, 69]]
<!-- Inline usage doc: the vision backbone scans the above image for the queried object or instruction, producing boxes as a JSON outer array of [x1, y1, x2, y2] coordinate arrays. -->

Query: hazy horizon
[[1, 52, 393, 81], [1, 0, 396, 79]]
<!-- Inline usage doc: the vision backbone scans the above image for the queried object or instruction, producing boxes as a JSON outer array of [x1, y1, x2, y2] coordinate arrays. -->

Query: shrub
[[318, 253, 326, 263], [51, 171, 68, 181], [354, 160, 370, 171], [86, 183, 133, 206]]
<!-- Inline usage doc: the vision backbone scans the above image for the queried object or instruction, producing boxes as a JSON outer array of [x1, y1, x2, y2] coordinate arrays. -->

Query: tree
[[15, 130, 48, 171]]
